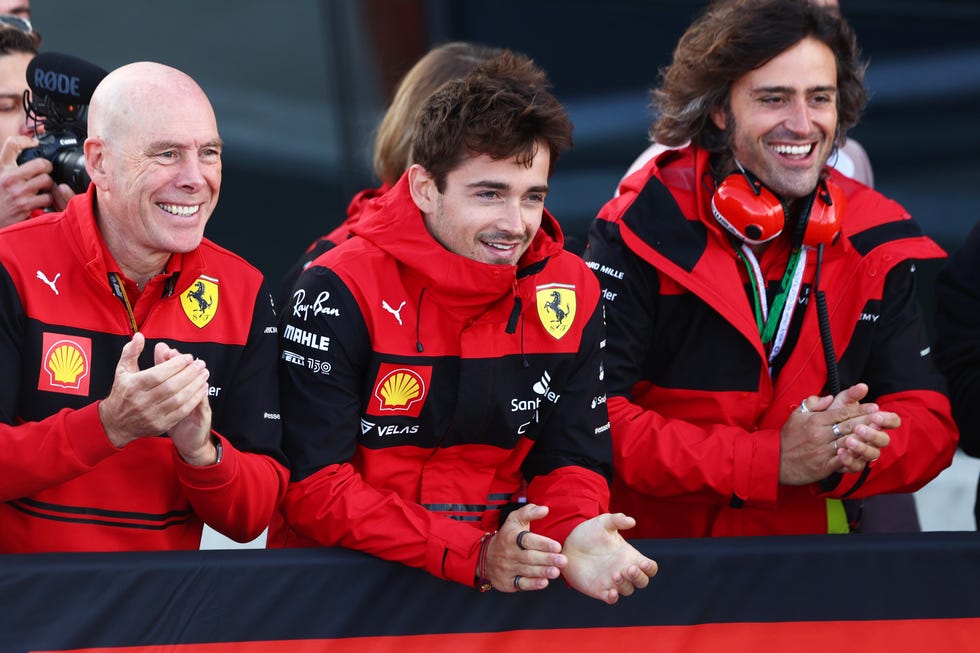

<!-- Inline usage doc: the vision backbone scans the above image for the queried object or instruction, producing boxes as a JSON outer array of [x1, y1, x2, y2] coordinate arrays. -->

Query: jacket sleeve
[[0, 265, 122, 501], [934, 222, 980, 458], [585, 216, 781, 508], [176, 282, 289, 543], [522, 284, 612, 544], [278, 265, 484, 587], [833, 260, 958, 498]]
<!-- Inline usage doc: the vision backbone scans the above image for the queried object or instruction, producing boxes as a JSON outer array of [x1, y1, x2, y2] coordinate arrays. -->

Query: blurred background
[[32, 0, 980, 534]]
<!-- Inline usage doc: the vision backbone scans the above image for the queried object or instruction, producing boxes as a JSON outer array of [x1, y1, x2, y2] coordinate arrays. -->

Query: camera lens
[[52, 148, 90, 194], [15, 131, 90, 194]]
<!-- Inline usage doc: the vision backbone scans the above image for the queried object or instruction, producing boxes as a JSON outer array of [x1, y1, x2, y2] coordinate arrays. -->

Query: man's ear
[[83, 138, 109, 190], [408, 164, 437, 214], [710, 104, 727, 132]]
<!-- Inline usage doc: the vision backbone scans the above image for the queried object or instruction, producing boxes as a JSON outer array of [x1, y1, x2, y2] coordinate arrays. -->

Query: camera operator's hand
[[50, 182, 75, 212], [0, 135, 59, 228]]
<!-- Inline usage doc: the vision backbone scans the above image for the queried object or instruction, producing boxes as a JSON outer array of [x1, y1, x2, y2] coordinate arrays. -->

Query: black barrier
[[1, 533, 978, 652]]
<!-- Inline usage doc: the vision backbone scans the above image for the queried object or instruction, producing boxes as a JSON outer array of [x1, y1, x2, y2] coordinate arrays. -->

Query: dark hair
[[411, 50, 573, 192], [0, 22, 39, 56], [373, 41, 503, 186], [652, 0, 867, 153]]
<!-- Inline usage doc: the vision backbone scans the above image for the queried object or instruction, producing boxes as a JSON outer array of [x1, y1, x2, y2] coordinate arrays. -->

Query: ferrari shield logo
[[536, 283, 576, 340], [180, 276, 219, 328]]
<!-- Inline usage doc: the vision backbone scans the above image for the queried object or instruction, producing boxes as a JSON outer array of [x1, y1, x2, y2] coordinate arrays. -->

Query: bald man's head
[[83, 62, 223, 284], [88, 62, 216, 145]]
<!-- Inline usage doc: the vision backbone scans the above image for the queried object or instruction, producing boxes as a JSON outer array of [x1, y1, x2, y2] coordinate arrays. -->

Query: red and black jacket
[[276, 174, 611, 586], [0, 188, 288, 551], [586, 144, 957, 537]]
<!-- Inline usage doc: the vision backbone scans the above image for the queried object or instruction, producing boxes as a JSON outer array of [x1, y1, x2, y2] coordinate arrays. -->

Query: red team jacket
[[0, 189, 288, 551], [276, 175, 611, 586], [586, 145, 957, 537]]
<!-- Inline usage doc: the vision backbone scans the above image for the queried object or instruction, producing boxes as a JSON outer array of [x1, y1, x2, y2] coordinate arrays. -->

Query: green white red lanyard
[[735, 243, 808, 366]]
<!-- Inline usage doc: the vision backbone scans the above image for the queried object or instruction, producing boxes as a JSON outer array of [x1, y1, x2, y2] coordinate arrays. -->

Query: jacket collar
[[62, 185, 202, 294]]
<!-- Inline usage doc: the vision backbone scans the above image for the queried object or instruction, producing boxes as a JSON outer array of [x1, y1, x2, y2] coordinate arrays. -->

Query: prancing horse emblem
[[535, 283, 576, 340], [180, 276, 219, 328]]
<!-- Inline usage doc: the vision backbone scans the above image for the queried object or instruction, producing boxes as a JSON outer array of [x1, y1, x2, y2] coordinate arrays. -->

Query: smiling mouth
[[484, 241, 518, 251], [770, 143, 814, 158], [158, 203, 201, 217]]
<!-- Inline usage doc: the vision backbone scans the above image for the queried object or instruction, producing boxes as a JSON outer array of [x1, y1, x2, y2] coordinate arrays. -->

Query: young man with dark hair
[[277, 51, 656, 603]]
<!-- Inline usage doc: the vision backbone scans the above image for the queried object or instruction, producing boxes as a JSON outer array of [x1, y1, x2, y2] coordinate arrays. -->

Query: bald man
[[0, 62, 288, 552]]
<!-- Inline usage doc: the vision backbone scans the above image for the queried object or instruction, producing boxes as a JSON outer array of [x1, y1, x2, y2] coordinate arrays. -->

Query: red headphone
[[711, 169, 844, 247]]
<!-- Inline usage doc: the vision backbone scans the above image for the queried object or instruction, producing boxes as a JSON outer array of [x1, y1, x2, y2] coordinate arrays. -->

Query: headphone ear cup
[[801, 180, 845, 247], [711, 174, 785, 245]]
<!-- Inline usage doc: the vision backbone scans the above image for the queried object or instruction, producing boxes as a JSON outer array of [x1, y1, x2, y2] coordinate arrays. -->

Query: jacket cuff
[[173, 432, 236, 490], [426, 520, 484, 587], [732, 427, 780, 508], [72, 402, 123, 466]]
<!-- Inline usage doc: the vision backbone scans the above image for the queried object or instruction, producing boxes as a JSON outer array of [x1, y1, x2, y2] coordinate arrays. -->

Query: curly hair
[[411, 50, 573, 192], [652, 0, 867, 154]]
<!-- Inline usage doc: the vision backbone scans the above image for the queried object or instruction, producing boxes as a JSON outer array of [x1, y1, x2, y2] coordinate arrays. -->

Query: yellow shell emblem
[[377, 370, 423, 409], [46, 341, 88, 388], [535, 283, 576, 340], [180, 276, 219, 328]]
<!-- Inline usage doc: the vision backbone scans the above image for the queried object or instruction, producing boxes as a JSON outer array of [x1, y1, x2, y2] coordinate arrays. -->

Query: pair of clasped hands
[[780, 382, 895, 485], [97, 332, 217, 467]]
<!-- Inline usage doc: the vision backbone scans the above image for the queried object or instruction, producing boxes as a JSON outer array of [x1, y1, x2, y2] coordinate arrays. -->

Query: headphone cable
[[813, 243, 841, 394]]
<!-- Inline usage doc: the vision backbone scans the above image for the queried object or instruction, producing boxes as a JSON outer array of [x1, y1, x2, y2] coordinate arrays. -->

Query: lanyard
[[108, 273, 139, 334], [735, 244, 808, 365]]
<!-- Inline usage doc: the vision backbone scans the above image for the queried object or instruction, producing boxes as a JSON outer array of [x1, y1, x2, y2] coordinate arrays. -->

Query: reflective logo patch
[[181, 276, 219, 328], [535, 283, 576, 340], [366, 363, 432, 418], [38, 332, 91, 396]]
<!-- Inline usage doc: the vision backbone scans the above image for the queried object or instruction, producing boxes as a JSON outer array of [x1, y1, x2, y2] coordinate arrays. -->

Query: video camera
[[17, 52, 108, 194]]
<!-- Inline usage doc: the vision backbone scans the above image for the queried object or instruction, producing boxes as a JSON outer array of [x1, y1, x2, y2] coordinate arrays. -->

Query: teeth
[[486, 242, 514, 250], [771, 144, 812, 156], [158, 203, 200, 217]]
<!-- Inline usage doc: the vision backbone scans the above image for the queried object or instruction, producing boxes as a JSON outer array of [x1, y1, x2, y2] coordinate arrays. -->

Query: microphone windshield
[[26, 52, 108, 105]]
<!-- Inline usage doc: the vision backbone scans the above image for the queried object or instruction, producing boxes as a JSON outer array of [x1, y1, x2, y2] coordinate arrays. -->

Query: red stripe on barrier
[[40, 617, 980, 653]]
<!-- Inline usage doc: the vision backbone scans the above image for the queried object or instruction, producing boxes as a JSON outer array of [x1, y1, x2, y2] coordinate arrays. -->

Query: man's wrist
[[180, 435, 221, 467]]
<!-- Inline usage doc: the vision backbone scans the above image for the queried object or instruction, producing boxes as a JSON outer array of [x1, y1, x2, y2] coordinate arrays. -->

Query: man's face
[[0, 50, 31, 143], [713, 36, 838, 201], [0, 1, 30, 19], [95, 89, 221, 259], [412, 145, 550, 266]]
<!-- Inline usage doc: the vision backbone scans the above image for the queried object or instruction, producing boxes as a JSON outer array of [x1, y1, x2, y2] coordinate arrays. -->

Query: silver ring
[[513, 575, 523, 592], [832, 423, 842, 438], [833, 438, 839, 452], [799, 400, 811, 415]]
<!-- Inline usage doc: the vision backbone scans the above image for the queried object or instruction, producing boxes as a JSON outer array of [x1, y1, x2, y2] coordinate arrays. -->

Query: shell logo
[[375, 369, 424, 411], [378, 371, 422, 408], [40, 336, 91, 394], [47, 342, 87, 386], [367, 363, 432, 418]]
